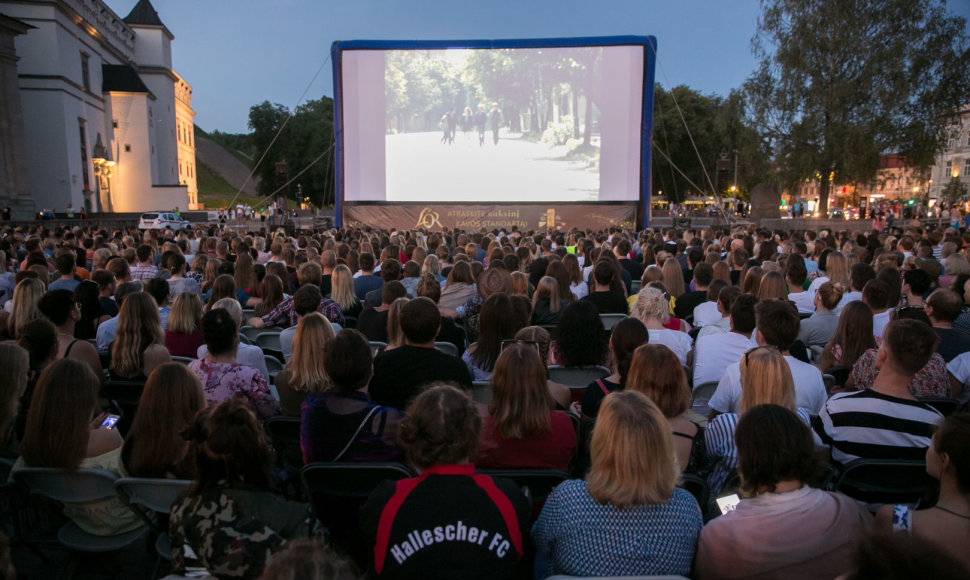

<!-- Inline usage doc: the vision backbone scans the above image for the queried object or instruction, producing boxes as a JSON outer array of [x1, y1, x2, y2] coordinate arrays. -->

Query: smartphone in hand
[[100, 414, 121, 430]]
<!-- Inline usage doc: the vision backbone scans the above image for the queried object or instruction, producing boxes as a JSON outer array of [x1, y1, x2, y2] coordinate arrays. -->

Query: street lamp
[[91, 134, 114, 213]]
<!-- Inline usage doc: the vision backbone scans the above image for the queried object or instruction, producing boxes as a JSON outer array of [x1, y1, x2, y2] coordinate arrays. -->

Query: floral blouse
[[849, 348, 950, 398], [188, 359, 281, 420]]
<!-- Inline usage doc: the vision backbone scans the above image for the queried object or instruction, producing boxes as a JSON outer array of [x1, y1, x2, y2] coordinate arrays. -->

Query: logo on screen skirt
[[416, 208, 442, 229]]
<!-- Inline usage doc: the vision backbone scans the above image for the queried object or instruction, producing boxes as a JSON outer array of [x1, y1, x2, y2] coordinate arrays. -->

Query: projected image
[[384, 47, 604, 202]]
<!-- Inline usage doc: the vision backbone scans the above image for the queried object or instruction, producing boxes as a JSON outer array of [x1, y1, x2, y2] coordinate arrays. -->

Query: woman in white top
[[808, 251, 849, 293], [630, 287, 692, 365]]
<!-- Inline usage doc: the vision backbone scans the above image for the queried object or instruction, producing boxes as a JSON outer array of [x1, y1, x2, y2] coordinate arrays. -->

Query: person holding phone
[[694, 404, 871, 580], [12, 358, 142, 536]]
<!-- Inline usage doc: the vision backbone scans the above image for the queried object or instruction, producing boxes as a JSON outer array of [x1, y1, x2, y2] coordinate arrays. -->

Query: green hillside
[[196, 160, 261, 209]]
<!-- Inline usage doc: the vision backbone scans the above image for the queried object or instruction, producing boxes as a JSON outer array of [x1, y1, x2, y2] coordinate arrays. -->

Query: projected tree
[[747, 0, 970, 215], [385, 48, 603, 149]]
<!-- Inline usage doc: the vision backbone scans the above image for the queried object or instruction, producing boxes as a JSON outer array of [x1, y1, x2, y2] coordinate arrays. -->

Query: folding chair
[[342, 315, 358, 329], [832, 459, 937, 505], [691, 381, 719, 418], [435, 342, 460, 357], [170, 356, 195, 365], [548, 366, 611, 404], [472, 380, 492, 405], [369, 341, 388, 356], [678, 473, 710, 519], [826, 366, 851, 389], [916, 397, 961, 417], [14, 468, 148, 553], [254, 332, 282, 352], [239, 325, 265, 342], [115, 478, 192, 576], [476, 469, 570, 505], [264, 355, 284, 380], [265, 415, 302, 468], [630, 280, 642, 294], [599, 313, 626, 331], [301, 462, 414, 555]]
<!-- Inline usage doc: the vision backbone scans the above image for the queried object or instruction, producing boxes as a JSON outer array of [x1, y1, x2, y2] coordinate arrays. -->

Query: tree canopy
[[247, 97, 336, 207], [652, 85, 770, 203], [746, 0, 970, 214]]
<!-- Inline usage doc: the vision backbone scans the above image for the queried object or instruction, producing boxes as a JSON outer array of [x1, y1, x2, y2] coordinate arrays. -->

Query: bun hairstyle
[[184, 398, 271, 494], [816, 282, 846, 311]]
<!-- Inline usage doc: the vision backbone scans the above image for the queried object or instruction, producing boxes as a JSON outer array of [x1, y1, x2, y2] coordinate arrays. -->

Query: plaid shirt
[[130, 264, 158, 280], [260, 296, 345, 329]]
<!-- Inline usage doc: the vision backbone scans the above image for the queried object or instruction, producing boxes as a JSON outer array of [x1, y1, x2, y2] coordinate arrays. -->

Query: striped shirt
[[813, 389, 942, 466], [706, 408, 813, 494]]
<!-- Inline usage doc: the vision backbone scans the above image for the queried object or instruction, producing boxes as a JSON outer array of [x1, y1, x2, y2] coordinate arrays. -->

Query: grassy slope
[[196, 160, 262, 209]]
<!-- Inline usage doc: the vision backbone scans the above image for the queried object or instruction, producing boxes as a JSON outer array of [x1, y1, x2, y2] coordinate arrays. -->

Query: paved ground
[[385, 131, 599, 202]]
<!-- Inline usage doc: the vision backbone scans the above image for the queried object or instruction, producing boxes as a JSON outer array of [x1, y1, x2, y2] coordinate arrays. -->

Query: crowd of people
[[1, 220, 969, 579]]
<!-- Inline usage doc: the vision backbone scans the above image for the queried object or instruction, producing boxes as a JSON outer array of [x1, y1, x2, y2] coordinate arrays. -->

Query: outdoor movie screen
[[337, 40, 649, 204]]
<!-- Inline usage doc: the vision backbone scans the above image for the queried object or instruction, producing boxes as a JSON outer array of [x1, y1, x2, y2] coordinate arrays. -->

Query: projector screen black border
[[331, 36, 658, 230]]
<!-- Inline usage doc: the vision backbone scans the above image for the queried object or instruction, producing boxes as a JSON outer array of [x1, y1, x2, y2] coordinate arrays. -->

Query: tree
[[651, 85, 770, 203], [941, 177, 969, 207], [247, 97, 336, 207], [746, 0, 970, 215]]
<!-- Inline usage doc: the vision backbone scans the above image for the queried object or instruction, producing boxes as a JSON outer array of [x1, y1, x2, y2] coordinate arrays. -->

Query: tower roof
[[122, 0, 164, 27]]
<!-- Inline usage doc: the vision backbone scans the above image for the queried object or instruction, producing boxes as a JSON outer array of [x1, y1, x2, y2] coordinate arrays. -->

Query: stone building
[[0, 0, 196, 217]]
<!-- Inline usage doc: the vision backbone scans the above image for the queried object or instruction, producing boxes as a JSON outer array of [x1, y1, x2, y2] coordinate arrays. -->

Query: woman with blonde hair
[[757, 271, 788, 301], [165, 292, 204, 358], [110, 292, 170, 380], [626, 344, 705, 473], [661, 258, 685, 302], [121, 362, 205, 479], [330, 264, 363, 320], [531, 275, 566, 326], [809, 251, 850, 292], [273, 312, 335, 416], [421, 254, 445, 283], [201, 259, 220, 293], [385, 297, 409, 351], [533, 390, 702, 577], [8, 278, 44, 339], [705, 346, 808, 492], [630, 287, 692, 365], [476, 342, 576, 470]]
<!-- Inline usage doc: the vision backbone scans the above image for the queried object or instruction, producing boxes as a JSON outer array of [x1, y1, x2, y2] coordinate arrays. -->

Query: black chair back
[[833, 459, 937, 505]]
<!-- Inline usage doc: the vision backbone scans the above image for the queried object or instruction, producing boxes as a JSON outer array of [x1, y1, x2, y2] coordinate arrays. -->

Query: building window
[[112, 120, 118, 129], [78, 119, 90, 191], [965, 159, 970, 176], [946, 160, 952, 175], [80, 53, 90, 92], [125, 144, 131, 152]]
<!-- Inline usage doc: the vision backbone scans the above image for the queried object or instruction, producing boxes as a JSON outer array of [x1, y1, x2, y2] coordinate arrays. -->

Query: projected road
[[385, 131, 599, 202]]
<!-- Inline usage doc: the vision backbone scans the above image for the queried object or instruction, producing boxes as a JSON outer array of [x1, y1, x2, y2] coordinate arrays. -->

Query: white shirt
[[834, 291, 863, 315], [788, 291, 816, 314], [197, 342, 270, 383], [872, 309, 891, 338], [569, 281, 589, 300], [693, 331, 757, 387], [807, 276, 829, 293], [709, 355, 827, 414], [947, 352, 970, 405], [697, 317, 731, 339], [647, 328, 693, 366], [693, 301, 722, 327]]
